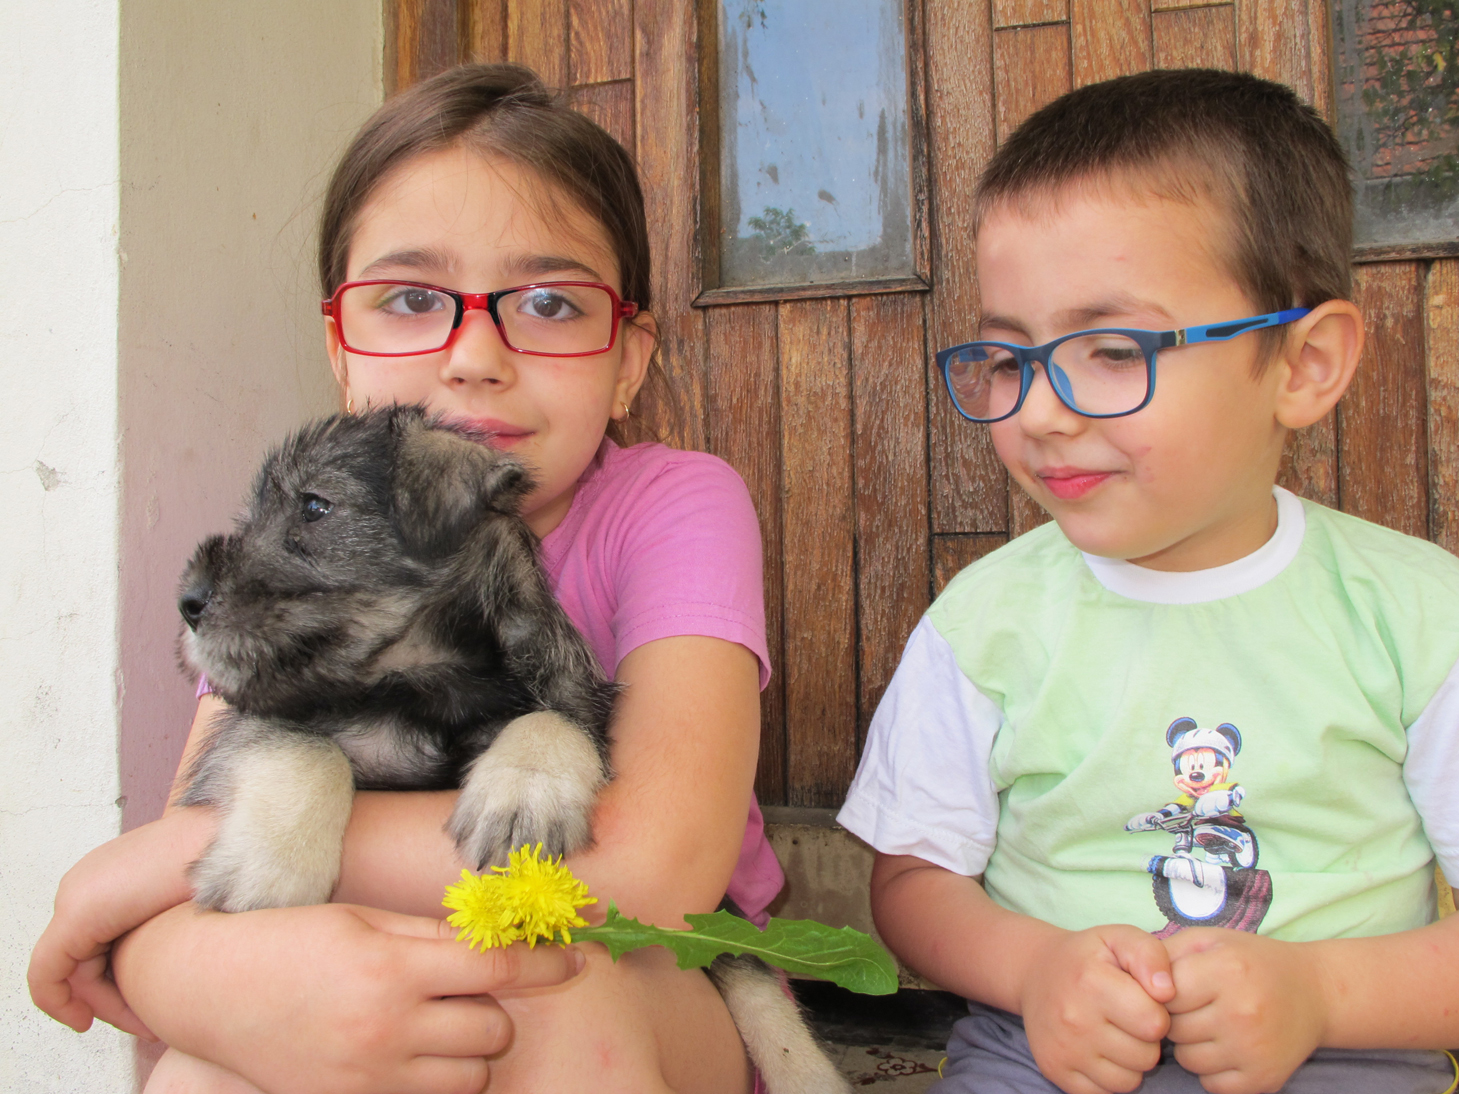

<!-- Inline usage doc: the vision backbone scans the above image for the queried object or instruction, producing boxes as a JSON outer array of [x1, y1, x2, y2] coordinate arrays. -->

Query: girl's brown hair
[[318, 63, 668, 443]]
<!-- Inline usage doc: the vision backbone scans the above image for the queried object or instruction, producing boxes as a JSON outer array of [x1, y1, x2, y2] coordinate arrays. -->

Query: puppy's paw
[[448, 711, 606, 869], [188, 738, 355, 912]]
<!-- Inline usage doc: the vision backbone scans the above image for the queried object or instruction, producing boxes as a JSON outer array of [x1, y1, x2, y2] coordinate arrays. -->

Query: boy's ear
[[1273, 300, 1364, 430]]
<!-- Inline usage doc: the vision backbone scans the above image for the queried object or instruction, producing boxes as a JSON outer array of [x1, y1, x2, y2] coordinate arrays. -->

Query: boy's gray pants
[[930, 1002, 1458, 1094]]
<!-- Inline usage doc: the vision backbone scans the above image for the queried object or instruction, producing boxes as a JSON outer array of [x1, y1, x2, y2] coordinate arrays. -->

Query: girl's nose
[[441, 309, 515, 388]]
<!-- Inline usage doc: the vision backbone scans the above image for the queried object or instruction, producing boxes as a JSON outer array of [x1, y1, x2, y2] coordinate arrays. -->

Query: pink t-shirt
[[197, 438, 786, 922], [540, 439, 783, 924]]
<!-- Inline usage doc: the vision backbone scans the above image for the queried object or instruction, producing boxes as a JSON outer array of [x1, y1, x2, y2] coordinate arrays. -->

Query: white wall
[[0, 1, 130, 1089], [1, 1, 381, 1089]]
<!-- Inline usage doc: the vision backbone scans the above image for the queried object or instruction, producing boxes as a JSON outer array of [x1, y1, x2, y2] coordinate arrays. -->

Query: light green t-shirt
[[839, 489, 1459, 940]]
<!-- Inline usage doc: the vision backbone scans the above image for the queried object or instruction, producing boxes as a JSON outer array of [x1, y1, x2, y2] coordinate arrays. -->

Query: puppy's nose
[[179, 583, 213, 631]]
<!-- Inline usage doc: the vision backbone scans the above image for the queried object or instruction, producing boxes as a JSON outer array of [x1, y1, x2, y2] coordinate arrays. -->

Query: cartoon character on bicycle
[[1125, 717, 1273, 936]]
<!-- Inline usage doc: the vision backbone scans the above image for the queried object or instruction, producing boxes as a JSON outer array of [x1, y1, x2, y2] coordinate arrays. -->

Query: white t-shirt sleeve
[[837, 616, 1003, 877], [1403, 653, 1459, 883]]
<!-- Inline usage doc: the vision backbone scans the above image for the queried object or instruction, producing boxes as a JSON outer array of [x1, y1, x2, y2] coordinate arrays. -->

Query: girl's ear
[[1274, 300, 1364, 430], [612, 312, 658, 414], [325, 319, 351, 409]]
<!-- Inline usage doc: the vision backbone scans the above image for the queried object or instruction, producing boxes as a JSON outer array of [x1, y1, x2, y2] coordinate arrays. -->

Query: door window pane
[[1333, 0, 1459, 248], [716, 0, 916, 288]]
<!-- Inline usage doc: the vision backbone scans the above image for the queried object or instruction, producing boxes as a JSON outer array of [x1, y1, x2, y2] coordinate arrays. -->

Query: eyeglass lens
[[944, 333, 1150, 420], [337, 283, 620, 355]]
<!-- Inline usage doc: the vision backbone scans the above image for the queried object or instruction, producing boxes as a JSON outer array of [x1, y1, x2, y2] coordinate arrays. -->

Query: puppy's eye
[[302, 494, 333, 522]]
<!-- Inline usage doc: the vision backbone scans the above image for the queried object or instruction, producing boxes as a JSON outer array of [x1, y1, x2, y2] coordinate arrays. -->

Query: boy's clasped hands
[[1021, 924, 1327, 1094]]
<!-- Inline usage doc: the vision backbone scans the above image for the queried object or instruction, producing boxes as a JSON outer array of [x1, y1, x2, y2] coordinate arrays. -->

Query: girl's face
[[326, 145, 655, 537]]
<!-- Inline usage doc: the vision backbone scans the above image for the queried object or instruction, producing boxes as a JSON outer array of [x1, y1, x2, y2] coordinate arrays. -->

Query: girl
[[29, 63, 783, 1094]]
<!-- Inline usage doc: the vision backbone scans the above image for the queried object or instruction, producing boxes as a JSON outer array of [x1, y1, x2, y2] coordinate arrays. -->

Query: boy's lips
[[1037, 467, 1113, 500]]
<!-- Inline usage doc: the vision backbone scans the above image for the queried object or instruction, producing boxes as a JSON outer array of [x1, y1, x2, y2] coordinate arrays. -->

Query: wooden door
[[388, 0, 1458, 810]]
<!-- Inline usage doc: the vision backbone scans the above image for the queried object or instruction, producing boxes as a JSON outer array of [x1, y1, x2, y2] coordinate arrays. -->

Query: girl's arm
[[27, 695, 225, 1034], [101, 633, 758, 1077], [871, 852, 1176, 1094], [334, 634, 762, 923]]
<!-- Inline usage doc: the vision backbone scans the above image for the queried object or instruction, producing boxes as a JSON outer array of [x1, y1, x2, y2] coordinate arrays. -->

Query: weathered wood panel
[[1235, 0, 1319, 105], [1343, 263, 1429, 538], [465, 0, 506, 62], [780, 299, 858, 807], [388, 0, 465, 93], [706, 304, 786, 803], [1151, 5, 1236, 70], [992, 0, 1070, 28], [852, 294, 931, 750], [993, 24, 1073, 144], [507, 0, 569, 88], [570, 0, 632, 84], [635, 0, 707, 451], [1427, 260, 1459, 553], [934, 534, 1011, 595], [1070, 0, 1151, 87], [926, 0, 1007, 535], [570, 79, 634, 151]]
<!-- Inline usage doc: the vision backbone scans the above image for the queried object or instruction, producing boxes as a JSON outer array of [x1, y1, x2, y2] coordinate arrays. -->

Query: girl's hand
[[113, 902, 585, 1094], [28, 806, 216, 1038], [1164, 928, 1326, 1094], [1019, 925, 1176, 1094]]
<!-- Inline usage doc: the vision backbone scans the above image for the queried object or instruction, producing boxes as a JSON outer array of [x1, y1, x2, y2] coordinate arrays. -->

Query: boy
[[838, 69, 1459, 1094]]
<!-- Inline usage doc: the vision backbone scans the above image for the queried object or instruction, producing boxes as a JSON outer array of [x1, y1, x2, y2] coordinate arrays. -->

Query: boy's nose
[[442, 310, 516, 388], [1016, 362, 1084, 434]]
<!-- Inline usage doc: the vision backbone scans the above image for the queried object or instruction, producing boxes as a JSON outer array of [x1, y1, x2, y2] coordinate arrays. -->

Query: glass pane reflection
[[717, 0, 915, 288], [1332, 0, 1459, 248]]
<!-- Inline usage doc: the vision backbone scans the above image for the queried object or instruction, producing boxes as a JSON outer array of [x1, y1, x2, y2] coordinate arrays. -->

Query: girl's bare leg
[[490, 944, 753, 1094], [141, 947, 750, 1094], [144, 1048, 265, 1094]]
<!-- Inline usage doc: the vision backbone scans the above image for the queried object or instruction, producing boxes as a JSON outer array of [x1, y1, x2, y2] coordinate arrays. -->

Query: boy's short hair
[[975, 69, 1353, 320]]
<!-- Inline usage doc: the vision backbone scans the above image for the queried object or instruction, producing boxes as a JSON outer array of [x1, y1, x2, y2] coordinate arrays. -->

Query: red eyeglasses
[[321, 280, 640, 358]]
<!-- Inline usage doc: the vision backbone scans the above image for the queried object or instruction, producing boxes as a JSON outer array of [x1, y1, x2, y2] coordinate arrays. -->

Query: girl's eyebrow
[[502, 253, 606, 282], [356, 247, 455, 279]]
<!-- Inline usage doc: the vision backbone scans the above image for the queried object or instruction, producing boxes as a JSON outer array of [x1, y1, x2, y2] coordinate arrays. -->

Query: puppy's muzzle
[[180, 580, 213, 631]]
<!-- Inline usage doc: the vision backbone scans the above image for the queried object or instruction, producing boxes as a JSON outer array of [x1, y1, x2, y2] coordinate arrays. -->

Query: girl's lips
[[450, 417, 534, 447], [1038, 468, 1113, 500]]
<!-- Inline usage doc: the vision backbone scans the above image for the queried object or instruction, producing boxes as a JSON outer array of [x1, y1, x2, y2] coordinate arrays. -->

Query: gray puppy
[[176, 405, 850, 1094]]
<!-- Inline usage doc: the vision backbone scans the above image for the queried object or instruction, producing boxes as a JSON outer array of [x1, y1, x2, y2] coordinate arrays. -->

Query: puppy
[[177, 405, 850, 1094]]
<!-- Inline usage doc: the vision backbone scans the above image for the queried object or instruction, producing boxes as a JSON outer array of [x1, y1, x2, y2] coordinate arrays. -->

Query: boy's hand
[[28, 808, 216, 1038], [1020, 924, 1176, 1094], [1164, 928, 1327, 1094]]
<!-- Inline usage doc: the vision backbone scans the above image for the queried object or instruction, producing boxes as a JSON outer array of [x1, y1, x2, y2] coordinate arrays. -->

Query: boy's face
[[977, 184, 1290, 571]]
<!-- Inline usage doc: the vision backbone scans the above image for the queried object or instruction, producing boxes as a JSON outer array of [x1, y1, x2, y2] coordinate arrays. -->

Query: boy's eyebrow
[[979, 296, 1177, 339]]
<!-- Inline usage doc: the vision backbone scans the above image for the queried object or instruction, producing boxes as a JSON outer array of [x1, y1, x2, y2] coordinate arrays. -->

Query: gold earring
[[621, 401, 632, 419], [346, 394, 355, 415]]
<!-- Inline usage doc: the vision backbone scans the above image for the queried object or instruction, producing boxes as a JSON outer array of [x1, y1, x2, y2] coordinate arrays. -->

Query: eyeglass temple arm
[[1160, 307, 1312, 349]]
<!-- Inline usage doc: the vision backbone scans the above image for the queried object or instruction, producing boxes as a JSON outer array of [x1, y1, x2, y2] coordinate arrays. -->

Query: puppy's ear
[[391, 415, 533, 555]]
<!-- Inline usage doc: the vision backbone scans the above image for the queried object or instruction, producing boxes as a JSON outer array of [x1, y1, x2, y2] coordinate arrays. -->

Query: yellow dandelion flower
[[443, 843, 597, 951]]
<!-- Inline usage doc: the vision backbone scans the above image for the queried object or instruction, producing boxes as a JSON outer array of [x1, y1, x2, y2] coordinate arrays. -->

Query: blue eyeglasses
[[936, 308, 1311, 423]]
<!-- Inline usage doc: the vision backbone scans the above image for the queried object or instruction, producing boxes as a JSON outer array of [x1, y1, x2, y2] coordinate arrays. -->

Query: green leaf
[[573, 904, 899, 995]]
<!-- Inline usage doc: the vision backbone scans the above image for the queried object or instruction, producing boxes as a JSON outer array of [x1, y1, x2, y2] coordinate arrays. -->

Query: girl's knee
[[145, 1049, 266, 1094]]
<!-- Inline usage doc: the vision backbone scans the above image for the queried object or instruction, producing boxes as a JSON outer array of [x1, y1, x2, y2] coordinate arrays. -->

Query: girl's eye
[[302, 494, 333, 522], [516, 289, 584, 322], [378, 287, 449, 316]]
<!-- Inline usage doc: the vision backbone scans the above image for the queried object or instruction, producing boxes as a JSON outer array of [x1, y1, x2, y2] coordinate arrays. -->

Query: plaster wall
[[0, 1, 130, 1088], [1, 1, 381, 1089], [118, 0, 382, 833]]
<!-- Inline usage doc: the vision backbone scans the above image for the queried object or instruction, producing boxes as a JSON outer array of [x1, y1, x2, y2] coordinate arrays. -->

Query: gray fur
[[177, 404, 839, 1093]]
